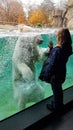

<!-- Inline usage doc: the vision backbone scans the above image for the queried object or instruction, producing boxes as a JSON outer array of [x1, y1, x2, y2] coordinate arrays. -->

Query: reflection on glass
[[0, 32, 73, 121]]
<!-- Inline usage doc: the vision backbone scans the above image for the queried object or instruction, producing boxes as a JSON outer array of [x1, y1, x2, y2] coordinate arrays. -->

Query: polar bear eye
[[28, 46, 32, 52]]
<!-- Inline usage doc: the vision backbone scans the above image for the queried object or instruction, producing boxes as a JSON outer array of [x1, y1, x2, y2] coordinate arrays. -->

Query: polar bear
[[12, 34, 48, 110]]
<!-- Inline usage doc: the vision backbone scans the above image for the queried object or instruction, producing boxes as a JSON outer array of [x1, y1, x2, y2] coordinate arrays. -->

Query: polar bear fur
[[12, 35, 48, 110]]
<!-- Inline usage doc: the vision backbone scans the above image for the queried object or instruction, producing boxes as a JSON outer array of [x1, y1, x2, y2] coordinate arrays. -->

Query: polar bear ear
[[34, 35, 43, 45]]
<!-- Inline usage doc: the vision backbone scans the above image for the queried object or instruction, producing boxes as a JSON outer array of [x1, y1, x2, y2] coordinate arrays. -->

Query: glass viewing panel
[[0, 32, 73, 121], [0, 0, 73, 122]]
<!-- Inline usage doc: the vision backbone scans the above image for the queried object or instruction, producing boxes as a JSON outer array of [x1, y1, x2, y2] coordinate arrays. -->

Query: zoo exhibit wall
[[0, 32, 73, 121]]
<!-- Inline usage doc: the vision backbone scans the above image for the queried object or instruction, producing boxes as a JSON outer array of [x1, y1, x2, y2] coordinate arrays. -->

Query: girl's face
[[56, 31, 61, 40], [56, 29, 63, 46]]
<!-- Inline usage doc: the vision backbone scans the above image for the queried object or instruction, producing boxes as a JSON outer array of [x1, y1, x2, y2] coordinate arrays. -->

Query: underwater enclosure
[[0, 30, 73, 121]]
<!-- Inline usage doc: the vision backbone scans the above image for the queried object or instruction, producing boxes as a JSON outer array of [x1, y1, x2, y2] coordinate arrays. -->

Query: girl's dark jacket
[[39, 45, 72, 84]]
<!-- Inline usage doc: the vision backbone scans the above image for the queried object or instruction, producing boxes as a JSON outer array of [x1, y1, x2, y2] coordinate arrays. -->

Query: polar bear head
[[12, 34, 43, 66]]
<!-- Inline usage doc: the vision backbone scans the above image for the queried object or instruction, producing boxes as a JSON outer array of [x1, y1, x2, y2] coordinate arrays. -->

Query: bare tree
[[41, 0, 54, 16], [61, 0, 73, 27], [0, 0, 26, 24], [51, 0, 70, 27]]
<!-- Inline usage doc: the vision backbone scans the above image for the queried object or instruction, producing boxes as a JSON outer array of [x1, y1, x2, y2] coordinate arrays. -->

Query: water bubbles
[[0, 28, 58, 38]]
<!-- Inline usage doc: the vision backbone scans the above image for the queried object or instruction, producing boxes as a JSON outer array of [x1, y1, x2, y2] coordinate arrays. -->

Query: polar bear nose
[[37, 39, 43, 45]]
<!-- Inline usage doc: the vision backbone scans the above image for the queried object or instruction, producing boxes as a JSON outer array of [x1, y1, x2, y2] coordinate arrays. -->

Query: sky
[[20, 0, 67, 16], [20, 0, 67, 6], [20, 0, 43, 5]]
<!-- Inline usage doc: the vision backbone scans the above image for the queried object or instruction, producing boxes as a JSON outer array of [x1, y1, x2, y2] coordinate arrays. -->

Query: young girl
[[48, 28, 72, 110], [39, 28, 72, 111]]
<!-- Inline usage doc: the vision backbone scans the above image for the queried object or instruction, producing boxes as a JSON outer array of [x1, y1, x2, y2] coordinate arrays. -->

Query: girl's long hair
[[57, 28, 72, 56]]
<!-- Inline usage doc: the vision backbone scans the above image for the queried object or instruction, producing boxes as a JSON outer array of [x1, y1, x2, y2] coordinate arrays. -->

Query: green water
[[0, 34, 73, 121]]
